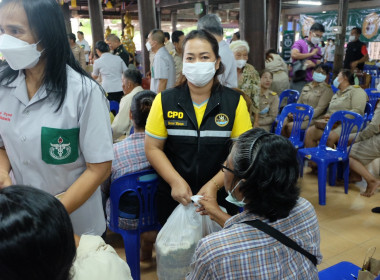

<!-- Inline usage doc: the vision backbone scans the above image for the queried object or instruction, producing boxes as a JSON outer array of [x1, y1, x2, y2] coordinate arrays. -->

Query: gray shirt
[[218, 40, 238, 88], [150, 46, 176, 93], [0, 66, 114, 235]]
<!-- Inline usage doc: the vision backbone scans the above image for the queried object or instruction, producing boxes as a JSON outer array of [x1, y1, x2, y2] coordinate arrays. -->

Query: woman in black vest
[[145, 30, 252, 225]]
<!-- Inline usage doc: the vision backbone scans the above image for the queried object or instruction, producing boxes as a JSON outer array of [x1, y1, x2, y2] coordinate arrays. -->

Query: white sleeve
[[92, 60, 100, 76]]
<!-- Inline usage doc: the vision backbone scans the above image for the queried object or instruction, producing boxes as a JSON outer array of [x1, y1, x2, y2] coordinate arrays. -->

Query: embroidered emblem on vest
[[215, 113, 229, 127]]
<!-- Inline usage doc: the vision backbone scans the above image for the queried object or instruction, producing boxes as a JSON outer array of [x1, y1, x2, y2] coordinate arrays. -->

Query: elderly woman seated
[[304, 69, 367, 148], [230, 40, 260, 127], [186, 128, 322, 279]]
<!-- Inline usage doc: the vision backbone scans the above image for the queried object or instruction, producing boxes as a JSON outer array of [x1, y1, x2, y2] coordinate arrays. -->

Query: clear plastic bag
[[156, 203, 222, 280]]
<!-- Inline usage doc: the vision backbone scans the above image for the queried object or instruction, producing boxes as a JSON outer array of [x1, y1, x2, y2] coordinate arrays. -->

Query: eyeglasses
[[221, 164, 234, 174]]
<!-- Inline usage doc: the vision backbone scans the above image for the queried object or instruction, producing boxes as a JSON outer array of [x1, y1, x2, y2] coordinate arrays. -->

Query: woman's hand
[[170, 178, 193, 205], [0, 170, 12, 189], [197, 196, 231, 227], [324, 114, 331, 121], [197, 181, 217, 199]]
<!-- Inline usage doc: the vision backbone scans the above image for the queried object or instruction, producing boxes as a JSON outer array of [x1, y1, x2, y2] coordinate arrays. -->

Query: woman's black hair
[[265, 48, 277, 61], [314, 63, 330, 75], [0, 185, 76, 280], [231, 128, 300, 222], [176, 29, 225, 91], [95, 41, 110, 53], [0, 0, 99, 111], [340, 69, 355, 85], [259, 69, 273, 79], [130, 90, 156, 129]]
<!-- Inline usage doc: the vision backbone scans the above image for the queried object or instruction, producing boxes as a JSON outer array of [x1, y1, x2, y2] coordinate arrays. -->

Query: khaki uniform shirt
[[357, 105, 380, 142], [172, 50, 183, 84], [71, 44, 86, 69], [298, 82, 333, 120], [258, 89, 279, 131], [327, 85, 367, 116], [265, 54, 290, 95]]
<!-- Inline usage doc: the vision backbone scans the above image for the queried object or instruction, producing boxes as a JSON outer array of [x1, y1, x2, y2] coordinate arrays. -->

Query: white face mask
[[236, 59, 247, 69], [145, 41, 152, 52], [311, 36, 321, 46], [349, 35, 356, 42], [182, 61, 216, 87], [0, 34, 42, 70]]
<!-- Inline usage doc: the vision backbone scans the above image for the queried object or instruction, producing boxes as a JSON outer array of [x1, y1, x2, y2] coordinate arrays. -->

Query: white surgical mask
[[311, 36, 321, 46], [0, 34, 42, 70], [225, 180, 246, 207], [312, 72, 326, 83], [145, 41, 152, 52], [333, 77, 340, 89], [349, 35, 356, 42], [182, 61, 216, 87], [236, 59, 247, 69]]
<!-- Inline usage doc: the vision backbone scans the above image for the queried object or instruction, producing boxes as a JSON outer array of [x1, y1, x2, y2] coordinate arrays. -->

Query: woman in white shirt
[[92, 41, 127, 103]]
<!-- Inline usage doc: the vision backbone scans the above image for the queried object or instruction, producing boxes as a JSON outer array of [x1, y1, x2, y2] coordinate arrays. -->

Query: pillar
[[61, 2, 72, 34], [156, 7, 161, 29], [138, 0, 157, 75], [88, 0, 104, 46], [282, 14, 288, 33], [171, 11, 177, 31], [121, 13, 126, 37], [240, 0, 266, 70], [333, 0, 349, 77], [266, 0, 281, 52]]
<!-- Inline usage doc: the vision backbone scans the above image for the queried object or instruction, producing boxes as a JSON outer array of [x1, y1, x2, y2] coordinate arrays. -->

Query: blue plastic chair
[[108, 169, 161, 280], [110, 100, 120, 116], [365, 88, 380, 116], [278, 89, 300, 112], [318, 261, 360, 280], [331, 84, 339, 94], [362, 102, 373, 129], [298, 111, 364, 205], [275, 104, 314, 149]]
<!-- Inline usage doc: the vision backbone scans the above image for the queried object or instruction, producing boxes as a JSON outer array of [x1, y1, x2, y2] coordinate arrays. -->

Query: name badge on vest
[[41, 127, 79, 165], [165, 120, 188, 127]]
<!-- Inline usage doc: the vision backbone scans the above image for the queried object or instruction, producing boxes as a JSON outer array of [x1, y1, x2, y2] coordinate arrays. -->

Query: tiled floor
[[107, 163, 380, 279]]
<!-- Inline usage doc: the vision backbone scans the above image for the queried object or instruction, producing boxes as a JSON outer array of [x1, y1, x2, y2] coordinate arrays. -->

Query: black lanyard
[[243, 219, 317, 266]]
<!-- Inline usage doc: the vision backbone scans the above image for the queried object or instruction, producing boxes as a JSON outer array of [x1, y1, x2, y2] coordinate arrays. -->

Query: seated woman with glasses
[[186, 128, 322, 279]]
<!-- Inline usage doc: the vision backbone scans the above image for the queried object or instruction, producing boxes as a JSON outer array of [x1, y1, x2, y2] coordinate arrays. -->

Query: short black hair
[[172, 30, 184, 43], [150, 29, 165, 44], [231, 128, 300, 222], [131, 90, 156, 129], [310, 22, 325, 33], [95, 40, 110, 53], [197, 14, 224, 36], [68, 33, 76, 42], [314, 63, 330, 75], [164, 32, 170, 40], [234, 31, 240, 39], [352, 27, 362, 35], [0, 185, 76, 280], [123, 69, 142, 85], [77, 31, 84, 36]]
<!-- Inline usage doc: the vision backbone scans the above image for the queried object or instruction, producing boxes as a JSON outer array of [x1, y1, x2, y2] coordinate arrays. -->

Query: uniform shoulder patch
[[354, 85, 360, 88], [271, 91, 277, 96]]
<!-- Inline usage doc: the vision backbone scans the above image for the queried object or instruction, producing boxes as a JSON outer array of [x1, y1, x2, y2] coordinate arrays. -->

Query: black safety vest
[[160, 84, 240, 194], [344, 40, 366, 70]]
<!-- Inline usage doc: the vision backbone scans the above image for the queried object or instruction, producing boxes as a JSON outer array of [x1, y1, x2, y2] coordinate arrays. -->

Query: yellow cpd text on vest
[[167, 111, 184, 119]]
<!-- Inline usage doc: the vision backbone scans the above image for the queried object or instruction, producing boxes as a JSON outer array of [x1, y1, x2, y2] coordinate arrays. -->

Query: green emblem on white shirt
[[41, 127, 79, 165]]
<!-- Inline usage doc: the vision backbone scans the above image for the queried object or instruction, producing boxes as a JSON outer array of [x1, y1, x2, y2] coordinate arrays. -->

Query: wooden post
[[266, 0, 281, 52], [61, 2, 72, 34], [240, 0, 266, 70], [88, 0, 104, 46], [138, 0, 157, 76], [171, 11, 177, 31], [156, 6, 161, 29], [121, 13, 126, 37], [333, 0, 349, 77], [282, 14, 288, 33]]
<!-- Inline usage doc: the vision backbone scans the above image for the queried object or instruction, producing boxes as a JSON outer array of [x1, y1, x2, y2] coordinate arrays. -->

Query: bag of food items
[[156, 201, 222, 280]]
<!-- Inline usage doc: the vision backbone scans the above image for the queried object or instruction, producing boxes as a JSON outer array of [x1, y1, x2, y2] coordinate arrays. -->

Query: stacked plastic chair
[[297, 111, 363, 205], [108, 169, 161, 280]]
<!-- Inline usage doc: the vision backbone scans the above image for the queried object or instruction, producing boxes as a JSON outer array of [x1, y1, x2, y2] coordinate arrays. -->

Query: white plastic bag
[[156, 202, 222, 280]]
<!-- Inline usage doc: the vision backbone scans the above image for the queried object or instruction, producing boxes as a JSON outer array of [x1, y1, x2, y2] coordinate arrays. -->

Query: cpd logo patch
[[215, 113, 229, 127]]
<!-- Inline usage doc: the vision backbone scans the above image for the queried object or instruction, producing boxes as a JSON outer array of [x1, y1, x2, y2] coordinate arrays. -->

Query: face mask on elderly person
[[236, 59, 247, 69]]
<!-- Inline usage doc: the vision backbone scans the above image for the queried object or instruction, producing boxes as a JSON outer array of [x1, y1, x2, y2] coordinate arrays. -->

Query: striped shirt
[[186, 197, 322, 280], [111, 132, 150, 181]]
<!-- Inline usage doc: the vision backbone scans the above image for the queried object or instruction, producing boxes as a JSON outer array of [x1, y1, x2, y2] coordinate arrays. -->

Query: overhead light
[[322, 11, 326, 13], [298, 1, 322, 5]]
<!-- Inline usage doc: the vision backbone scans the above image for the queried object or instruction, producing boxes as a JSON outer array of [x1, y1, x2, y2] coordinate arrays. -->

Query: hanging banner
[[299, 8, 380, 42], [282, 30, 295, 62]]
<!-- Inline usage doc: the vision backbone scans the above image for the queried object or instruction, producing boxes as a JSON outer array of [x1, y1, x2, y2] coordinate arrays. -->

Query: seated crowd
[[1, 1, 380, 279]]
